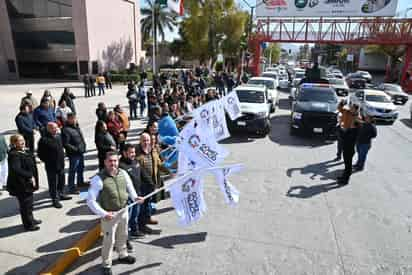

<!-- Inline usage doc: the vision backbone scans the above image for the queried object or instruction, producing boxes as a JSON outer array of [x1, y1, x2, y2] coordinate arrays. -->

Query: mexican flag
[[156, 0, 184, 16]]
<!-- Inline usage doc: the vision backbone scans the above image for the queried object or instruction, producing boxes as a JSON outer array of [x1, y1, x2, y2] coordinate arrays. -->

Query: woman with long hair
[[7, 134, 41, 231]]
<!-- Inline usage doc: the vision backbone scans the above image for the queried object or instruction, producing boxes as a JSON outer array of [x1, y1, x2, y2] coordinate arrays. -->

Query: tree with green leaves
[[263, 43, 281, 66], [180, 0, 248, 69], [140, 0, 178, 51]]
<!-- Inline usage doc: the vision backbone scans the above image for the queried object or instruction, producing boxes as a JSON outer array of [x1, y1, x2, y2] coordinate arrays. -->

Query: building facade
[[0, 0, 142, 80]]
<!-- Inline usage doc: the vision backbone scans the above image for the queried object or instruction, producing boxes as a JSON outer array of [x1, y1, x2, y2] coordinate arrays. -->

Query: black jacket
[[15, 112, 36, 136], [7, 148, 39, 196], [96, 109, 108, 122], [95, 131, 116, 157], [119, 157, 153, 195], [357, 123, 377, 145], [60, 93, 76, 114], [38, 133, 65, 171], [62, 124, 86, 157]]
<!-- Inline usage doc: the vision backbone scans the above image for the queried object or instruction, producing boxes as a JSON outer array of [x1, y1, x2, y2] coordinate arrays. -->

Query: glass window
[[298, 88, 337, 103], [7, 0, 72, 18], [365, 95, 391, 103], [236, 90, 265, 103]]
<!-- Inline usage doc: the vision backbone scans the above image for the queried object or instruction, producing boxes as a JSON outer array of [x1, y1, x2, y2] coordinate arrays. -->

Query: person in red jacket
[[106, 111, 124, 148]]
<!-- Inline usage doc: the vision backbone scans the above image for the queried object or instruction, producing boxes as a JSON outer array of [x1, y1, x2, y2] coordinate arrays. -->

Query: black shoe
[[130, 230, 145, 238], [102, 267, 113, 275], [33, 219, 42, 225], [118, 255, 136, 264], [337, 178, 349, 186], [334, 156, 342, 161], [126, 240, 134, 252], [59, 194, 72, 201], [139, 225, 161, 235], [25, 225, 40, 231], [53, 200, 63, 209]]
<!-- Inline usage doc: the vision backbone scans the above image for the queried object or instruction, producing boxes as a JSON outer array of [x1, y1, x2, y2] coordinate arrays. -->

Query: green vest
[[97, 169, 129, 211]]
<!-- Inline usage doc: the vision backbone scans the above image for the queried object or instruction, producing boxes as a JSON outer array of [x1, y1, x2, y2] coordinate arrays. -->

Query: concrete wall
[[84, 0, 142, 72], [0, 0, 18, 81]]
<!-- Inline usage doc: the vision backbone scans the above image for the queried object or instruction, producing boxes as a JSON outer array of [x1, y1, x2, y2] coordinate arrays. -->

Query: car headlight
[[292, 112, 302, 120], [257, 111, 268, 117], [365, 105, 375, 112]]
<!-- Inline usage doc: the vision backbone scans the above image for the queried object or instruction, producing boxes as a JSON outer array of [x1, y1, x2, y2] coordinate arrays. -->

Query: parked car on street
[[376, 83, 409, 105], [329, 78, 350, 96], [248, 77, 279, 112], [349, 89, 399, 124], [290, 83, 339, 136], [227, 85, 272, 136], [355, 70, 373, 82], [261, 71, 279, 88]]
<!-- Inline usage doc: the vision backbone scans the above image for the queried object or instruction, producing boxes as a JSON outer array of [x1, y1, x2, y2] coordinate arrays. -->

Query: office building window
[[8, 60, 17, 73], [79, 61, 89, 75], [92, 61, 99, 75], [6, 0, 73, 18]]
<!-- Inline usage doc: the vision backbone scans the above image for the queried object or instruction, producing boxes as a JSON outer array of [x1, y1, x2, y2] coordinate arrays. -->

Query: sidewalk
[[0, 82, 146, 274]]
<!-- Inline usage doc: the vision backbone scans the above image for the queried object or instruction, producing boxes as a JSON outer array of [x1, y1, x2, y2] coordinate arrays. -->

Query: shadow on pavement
[[219, 133, 257, 144], [36, 231, 86, 253], [268, 115, 335, 148], [286, 182, 345, 199], [0, 129, 18, 135], [137, 232, 207, 249], [286, 159, 343, 181], [0, 224, 26, 239], [59, 219, 97, 234], [117, 262, 162, 275], [4, 251, 64, 275], [84, 164, 99, 172], [276, 98, 291, 111], [153, 206, 174, 216], [400, 118, 412, 129], [84, 153, 98, 161], [0, 190, 51, 219], [66, 204, 93, 216]]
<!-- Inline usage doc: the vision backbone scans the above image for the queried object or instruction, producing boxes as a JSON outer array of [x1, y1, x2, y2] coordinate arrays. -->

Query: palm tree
[[140, 0, 178, 51]]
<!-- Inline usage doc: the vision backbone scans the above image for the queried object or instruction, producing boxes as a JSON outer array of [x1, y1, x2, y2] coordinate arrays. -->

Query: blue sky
[[139, 0, 411, 42]]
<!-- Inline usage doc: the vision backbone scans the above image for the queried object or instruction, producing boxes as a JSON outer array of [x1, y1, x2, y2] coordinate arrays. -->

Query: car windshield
[[248, 79, 275, 89], [262, 73, 277, 80], [236, 90, 265, 103], [384, 84, 403, 93], [295, 72, 305, 78], [329, 78, 344, 85], [366, 94, 391, 103], [297, 88, 337, 103]]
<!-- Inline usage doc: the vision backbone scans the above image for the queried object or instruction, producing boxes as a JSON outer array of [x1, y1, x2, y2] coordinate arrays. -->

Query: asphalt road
[[1, 82, 412, 275]]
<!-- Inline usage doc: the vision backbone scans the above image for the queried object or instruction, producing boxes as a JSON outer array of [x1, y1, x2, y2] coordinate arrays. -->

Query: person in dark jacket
[[94, 120, 116, 170], [126, 83, 138, 120], [62, 114, 86, 194], [96, 102, 108, 122], [38, 122, 71, 208], [83, 74, 91, 97], [7, 134, 41, 231], [33, 98, 56, 135], [15, 103, 37, 152], [354, 115, 377, 171], [60, 87, 76, 114], [103, 71, 112, 89], [0, 134, 8, 193], [119, 144, 153, 238], [89, 75, 97, 96]]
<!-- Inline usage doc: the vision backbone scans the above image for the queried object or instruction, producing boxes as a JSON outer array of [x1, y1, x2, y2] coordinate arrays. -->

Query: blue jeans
[[98, 84, 105, 96], [355, 143, 371, 169], [128, 199, 141, 232], [68, 155, 84, 191]]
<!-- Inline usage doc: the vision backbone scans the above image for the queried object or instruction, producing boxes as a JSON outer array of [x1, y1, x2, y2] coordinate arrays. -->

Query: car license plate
[[313, 128, 323, 133], [237, 121, 246, 126]]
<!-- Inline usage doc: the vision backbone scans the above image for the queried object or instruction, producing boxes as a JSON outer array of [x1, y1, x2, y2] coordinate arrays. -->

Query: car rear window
[[248, 79, 275, 89], [236, 90, 265, 103]]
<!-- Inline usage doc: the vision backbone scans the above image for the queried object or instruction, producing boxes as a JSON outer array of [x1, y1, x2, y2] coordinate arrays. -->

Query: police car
[[290, 83, 339, 136], [227, 84, 272, 136]]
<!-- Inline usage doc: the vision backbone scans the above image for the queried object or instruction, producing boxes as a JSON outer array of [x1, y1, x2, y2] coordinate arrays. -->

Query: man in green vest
[[87, 151, 144, 275]]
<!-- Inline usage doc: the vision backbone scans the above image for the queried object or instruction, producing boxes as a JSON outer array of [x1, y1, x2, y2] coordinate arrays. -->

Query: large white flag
[[192, 100, 230, 142], [177, 120, 229, 168], [166, 172, 206, 226], [223, 91, 242, 121], [167, 0, 184, 16], [210, 164, 243, 206]]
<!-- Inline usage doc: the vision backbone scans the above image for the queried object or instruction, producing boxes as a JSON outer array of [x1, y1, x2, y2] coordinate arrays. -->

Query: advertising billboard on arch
[[256, 0, 398, 17]]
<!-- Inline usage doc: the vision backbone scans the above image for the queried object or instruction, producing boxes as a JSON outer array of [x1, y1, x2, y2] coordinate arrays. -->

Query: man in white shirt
[[87, 151, 144, 275]]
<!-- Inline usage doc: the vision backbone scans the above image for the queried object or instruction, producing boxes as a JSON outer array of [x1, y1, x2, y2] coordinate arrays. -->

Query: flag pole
[[152, 0, 156, 75]]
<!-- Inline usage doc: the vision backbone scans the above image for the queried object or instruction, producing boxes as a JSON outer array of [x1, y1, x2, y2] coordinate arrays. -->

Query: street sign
[[256, 0, 398, 18], [347, 54, 354, 62]]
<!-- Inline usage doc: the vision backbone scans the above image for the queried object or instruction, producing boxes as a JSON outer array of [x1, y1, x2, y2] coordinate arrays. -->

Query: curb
[[40, 222, 101, 275]]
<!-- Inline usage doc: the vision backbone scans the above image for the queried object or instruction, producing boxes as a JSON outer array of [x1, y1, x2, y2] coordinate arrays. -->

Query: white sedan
[[349, 89, 399, 124]]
